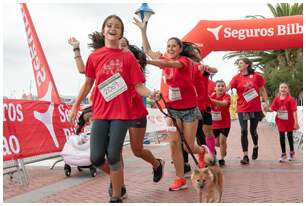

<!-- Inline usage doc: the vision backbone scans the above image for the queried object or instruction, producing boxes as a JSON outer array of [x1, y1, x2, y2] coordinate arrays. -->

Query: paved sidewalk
[[3, 120, 303, 203]]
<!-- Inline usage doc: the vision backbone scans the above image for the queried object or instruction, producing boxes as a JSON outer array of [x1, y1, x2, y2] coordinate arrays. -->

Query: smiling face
[[237, 60, 249, 73], [102, 16, 123, 42], [119, 37, 129, 51], [166, 38, 182, 59], [279, 83, 289, 96], [215, 81, 226, 95]]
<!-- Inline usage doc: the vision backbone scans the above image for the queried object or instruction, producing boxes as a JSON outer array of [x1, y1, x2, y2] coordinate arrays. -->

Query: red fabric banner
[[183, 15, 303, 58], [3, 99, 74, 161], [20, 4, 61, 104]]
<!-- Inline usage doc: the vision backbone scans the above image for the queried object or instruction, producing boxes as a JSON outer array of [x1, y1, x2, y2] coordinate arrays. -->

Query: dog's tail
[[205, 152, 215, 166], [201, 145, 215, 166]]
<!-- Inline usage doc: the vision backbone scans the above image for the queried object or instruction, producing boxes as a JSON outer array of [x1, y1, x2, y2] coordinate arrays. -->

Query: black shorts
[[129, 117, 147, 128], [201, 107, 212, 126], [213, 128, 230, 138]]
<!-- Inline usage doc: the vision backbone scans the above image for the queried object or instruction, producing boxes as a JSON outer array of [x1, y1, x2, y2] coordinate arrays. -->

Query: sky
[[3, 1, 276, 99]]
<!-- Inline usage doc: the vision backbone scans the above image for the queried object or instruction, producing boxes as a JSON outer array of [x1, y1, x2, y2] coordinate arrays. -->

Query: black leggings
[[238, 112, 260, 152], [90, 119, 129, 171], [279, 131, 294, 153], [183, 119, 206, 163]]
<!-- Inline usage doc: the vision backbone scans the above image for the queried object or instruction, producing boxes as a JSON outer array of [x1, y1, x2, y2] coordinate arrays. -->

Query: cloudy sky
[[3, 0, 277, 98]]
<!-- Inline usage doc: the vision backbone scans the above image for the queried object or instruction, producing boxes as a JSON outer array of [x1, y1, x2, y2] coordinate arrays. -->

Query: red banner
[[183, 15, 303, 57], [20, 4, 61, 104], [3, 99, 74, 161]]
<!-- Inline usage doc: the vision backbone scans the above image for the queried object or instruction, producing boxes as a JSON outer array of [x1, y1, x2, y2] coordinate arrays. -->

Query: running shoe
[[169, 178, 187, 191], [240, 155, 249, 165], [153, 159, 165, 182], [279, 153, 287, 162], [288, 151, 295, 161]]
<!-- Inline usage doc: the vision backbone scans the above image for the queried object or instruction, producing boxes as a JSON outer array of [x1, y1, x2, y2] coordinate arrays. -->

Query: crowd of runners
[[67, 15, 299, 203]]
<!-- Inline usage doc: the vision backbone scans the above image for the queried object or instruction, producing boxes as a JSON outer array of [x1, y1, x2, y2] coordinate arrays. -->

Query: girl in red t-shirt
[[265, 83, 299, 162], [179, 42, 218, 172], [68, 36, 164, 197], [228, 57, 269, 165], [210, 80, 231, 167], [68, 15, 158, 203], [134, 18, 205, 191]]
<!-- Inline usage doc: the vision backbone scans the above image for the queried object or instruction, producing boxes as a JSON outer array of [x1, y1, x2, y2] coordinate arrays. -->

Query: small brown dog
[[191, 153, 224, 203]]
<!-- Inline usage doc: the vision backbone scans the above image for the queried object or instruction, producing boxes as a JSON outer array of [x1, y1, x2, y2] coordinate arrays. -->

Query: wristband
[[73, 47, 80, 52]]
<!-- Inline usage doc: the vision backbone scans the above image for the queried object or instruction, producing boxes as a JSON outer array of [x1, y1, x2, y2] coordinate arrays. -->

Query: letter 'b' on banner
[[183, 15, 303, 58]]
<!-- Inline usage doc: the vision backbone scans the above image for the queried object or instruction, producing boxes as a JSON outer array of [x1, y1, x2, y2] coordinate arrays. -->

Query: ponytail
[[88, 31, 105, 50]]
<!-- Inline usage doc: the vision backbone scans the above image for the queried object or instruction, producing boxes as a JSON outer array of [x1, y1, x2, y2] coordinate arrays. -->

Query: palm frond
[[245, 15, 266, 19]]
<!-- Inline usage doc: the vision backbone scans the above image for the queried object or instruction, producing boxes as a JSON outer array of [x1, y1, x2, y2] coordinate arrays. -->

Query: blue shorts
[[168, 107, 202, 123]]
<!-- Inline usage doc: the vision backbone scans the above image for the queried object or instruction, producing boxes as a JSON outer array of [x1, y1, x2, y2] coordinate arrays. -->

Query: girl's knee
[[241, 130, 247, 137], [220, 138, 226, 145], [90, 155, 106, 167], [215, 139, 220, 147], [107, 155, 122, 171], [132, 149, 143, 158]]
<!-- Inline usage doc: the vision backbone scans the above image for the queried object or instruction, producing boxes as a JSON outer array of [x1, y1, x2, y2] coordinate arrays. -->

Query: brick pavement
[[3, 120, 303, 203]]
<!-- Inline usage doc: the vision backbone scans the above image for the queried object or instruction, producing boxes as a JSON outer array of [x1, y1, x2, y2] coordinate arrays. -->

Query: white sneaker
[[288, 151, 295, 161], [279, 153, 287, 162]]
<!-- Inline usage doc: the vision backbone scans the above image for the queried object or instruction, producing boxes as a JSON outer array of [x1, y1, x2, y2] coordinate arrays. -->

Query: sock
[[205, 136, 215, 154]]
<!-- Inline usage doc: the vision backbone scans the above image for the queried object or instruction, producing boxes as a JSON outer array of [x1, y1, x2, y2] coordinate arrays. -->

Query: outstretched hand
[[132, 17, 147, 31], [68, 37, 80, 48]]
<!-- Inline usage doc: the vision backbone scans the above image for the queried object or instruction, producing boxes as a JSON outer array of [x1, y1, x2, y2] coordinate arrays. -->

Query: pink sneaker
[[169, 178, 187, 191], [205, 136, 215, 154]]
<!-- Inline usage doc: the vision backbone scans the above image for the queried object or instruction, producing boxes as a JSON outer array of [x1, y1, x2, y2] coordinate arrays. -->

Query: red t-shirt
[[130, 89, 148, 119], [161, 56, 197, 109], [192, 63, 206, 111], [208, 80, 215, 96], [229, 72, 265, 112], [192, 64, 215, 111], [271, 95, 297, 132], [210, 92, 231, 129], [86, 47, 145, 120]]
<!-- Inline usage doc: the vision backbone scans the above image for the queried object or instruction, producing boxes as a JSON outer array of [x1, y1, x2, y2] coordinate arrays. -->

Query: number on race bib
[[98, 73, 128, 102], [169, 87, 182, 101]]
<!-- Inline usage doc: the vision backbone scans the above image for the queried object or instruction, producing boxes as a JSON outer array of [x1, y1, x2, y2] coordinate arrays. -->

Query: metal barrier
[[3, 152, 60, 185]]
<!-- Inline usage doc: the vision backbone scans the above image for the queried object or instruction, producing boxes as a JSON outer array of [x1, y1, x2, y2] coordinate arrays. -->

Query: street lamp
[[134, 3, 155, 23], [135, 3, 155, 144]]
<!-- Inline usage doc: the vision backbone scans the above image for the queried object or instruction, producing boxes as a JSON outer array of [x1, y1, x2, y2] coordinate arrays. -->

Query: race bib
[[98, 73, 127, 102], [277, 110, 288, 120], [243, 88, 258, 102], [169, 87, 182, 101], [211, 111, 222, 121]]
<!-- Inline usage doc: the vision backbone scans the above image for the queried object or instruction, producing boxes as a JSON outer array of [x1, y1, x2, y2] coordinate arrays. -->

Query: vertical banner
[[3, 99, 74, 161], [20, 3, 61, 103]]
